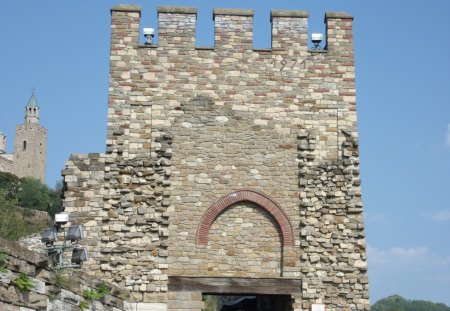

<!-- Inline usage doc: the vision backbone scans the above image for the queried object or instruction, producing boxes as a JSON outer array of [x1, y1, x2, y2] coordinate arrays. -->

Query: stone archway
[[196, 190, 294, 246]]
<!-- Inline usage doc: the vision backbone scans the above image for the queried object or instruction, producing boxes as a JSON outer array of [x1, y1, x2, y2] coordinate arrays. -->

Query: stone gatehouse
[[62, 5, 370, 311]]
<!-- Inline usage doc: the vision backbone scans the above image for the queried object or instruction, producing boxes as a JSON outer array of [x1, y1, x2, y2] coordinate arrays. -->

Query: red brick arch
[[196, 190, 294, 246]]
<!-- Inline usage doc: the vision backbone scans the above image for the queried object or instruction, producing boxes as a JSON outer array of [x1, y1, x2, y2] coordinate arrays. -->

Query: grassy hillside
[[0, 172, 61, 240]]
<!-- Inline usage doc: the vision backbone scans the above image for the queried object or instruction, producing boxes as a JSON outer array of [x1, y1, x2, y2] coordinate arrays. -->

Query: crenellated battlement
[[158, 6, 197, 48], [110, 5, 353, 52], [213, 9, 254, 50], [67, 5, 369, 310]]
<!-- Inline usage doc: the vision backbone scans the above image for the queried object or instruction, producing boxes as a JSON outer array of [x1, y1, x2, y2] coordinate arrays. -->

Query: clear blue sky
[[1, 0, 449, 306]]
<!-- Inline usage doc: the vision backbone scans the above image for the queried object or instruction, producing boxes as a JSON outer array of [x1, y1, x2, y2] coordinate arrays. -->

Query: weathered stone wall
[[168, 93, 300, 281], [12, 124, 47, 182], [0, 134, 6, 153], [63, 152, 171, 304], [168, 291, 204, 311], [0, 237, 130, 311], [0, 154, 13, 174], [61, 5, 370, 311]]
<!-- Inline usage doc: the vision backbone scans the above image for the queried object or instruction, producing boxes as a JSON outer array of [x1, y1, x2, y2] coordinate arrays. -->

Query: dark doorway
[[203, 294, 293, 311]]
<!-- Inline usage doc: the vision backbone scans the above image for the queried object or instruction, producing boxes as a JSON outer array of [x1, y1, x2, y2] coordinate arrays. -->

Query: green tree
[[17, 177, 53, 212], [0, 172, 63, 216], [48, 180, 64, 217], [372, 295, 450, 311], [0, 172, 20, 198]]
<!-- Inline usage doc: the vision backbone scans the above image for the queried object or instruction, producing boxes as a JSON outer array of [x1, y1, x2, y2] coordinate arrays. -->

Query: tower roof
[[26, 93, 39, 108]]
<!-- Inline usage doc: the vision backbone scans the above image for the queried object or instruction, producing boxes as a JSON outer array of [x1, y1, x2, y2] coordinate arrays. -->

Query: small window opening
[[23, 140, 27, 151]]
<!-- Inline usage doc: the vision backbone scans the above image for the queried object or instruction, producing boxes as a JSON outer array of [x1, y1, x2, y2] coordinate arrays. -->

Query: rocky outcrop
[[0, 237, 129, 311]]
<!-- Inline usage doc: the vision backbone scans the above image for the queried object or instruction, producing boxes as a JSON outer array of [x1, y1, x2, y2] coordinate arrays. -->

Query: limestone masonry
[[0, 237, 130, 311], [0, 93, 47, 182], [62, 5, 370, 311]]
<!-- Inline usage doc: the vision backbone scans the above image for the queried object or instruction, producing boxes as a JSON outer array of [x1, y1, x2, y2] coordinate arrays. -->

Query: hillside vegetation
[[0, 172, 62, 240], [372, 295, 450, 311]]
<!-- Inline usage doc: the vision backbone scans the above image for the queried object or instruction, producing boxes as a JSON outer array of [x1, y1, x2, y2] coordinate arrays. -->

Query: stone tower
[[63, 5, 370, 311], [11, 93, 47, 182]]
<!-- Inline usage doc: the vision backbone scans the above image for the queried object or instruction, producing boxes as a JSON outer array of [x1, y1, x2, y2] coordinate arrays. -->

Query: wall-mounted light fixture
[[41, 228, 57, 246], [66, 225, 84, 243], [72, 248, 88, 265], [41, 213, 88, 269], [143, 28, 155, 45], [311, 33, 323, 50], [55, 213, 69, 224]]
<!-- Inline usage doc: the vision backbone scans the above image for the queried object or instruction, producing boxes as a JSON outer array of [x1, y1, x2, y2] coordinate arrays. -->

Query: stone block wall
[[0, 237, 130, 311], [61, 5, 370, 311], [63, 152, 171, 303], [0, 154, 13, 174], [168, 291, 204, 311]]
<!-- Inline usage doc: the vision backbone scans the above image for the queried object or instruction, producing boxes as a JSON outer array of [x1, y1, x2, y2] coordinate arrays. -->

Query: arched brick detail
[[196, 190, 294, 246]]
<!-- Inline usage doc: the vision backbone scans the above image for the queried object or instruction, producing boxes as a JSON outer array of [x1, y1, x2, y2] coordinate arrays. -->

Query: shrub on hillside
[[372, 295, 450, 311]]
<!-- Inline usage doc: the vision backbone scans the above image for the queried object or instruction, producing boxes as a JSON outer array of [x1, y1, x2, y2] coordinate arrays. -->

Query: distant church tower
[[11, 92, 47, 182]]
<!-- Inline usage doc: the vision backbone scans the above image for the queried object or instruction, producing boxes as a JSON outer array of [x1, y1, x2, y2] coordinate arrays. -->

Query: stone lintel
[[196, 46, 214, 51], [308, 49, 328, 54], [138, 44, 158, 49], [213, 8, 254, 20], [157, 6, 197, 15], [110, 5, 141, 14], [169, 276, 302, 295], [253, 48, 272, 53], [270, 10, 309, 21], [325, 12, 354, 20]]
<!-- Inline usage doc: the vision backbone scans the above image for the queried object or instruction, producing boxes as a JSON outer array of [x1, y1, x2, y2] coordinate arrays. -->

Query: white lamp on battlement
[[143, 27, 155, 45], [55, 213, 69, 225], [311, 33, 323, 50]]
